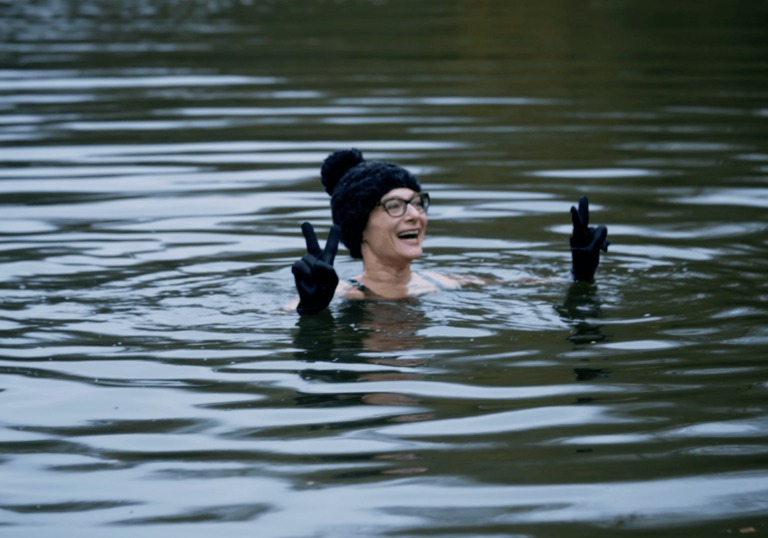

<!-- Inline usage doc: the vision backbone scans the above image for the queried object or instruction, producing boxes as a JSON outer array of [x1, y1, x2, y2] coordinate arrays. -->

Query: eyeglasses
[[376, 192, 430, 217]]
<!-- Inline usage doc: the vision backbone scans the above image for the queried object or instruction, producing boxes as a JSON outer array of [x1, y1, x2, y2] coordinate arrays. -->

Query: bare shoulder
[[420, 270, 552, 287], [420, 270, 490, 288], [335, 279, 366, 299]]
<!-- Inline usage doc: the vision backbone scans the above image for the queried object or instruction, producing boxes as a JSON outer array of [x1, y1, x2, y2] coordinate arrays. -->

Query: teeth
[[398, 231, 419, 239]]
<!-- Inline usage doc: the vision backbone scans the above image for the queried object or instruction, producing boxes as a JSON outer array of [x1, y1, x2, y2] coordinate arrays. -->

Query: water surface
[[2, 1, 768, 536]]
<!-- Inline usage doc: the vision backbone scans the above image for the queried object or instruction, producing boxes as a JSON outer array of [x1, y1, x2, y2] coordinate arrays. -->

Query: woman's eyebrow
[[383, 195, 418, 202]]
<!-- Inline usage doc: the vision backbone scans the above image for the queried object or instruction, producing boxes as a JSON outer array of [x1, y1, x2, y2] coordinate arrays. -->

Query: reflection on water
[[555, 282, 609, 346], [1, 0, 768, 536]]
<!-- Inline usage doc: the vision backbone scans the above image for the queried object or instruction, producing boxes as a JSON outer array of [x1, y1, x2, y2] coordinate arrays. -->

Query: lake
[[1, 0, 768, 536]]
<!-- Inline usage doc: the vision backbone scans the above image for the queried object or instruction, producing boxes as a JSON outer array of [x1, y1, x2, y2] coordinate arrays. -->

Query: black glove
[[292, 222, 341, 315], [570, 196, 609, 281]]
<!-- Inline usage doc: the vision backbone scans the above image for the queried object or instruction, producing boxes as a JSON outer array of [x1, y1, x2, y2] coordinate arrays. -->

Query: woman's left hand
[[570, 196, 609, 281]]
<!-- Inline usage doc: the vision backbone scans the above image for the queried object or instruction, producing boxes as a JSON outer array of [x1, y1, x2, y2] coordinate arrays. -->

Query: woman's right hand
[[292, 222, 341, 315]]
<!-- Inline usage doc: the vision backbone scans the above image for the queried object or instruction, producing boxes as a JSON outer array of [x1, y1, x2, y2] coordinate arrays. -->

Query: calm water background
[[2, 0, 768, 536]]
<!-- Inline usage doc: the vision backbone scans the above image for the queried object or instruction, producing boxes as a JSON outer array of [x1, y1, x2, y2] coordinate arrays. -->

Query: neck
[[357, 250, 413, 298]]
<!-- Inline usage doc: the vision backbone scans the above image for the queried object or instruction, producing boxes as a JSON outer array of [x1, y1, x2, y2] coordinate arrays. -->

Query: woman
[[292, 149, 608, 315]]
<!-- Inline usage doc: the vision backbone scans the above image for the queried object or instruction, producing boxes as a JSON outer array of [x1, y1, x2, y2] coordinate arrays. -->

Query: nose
[[403, 201, 421, 221]]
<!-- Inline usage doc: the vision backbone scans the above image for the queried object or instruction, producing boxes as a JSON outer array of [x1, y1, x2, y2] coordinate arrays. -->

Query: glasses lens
[[383, 199, 406, 216], [418, 193, 430, 213]]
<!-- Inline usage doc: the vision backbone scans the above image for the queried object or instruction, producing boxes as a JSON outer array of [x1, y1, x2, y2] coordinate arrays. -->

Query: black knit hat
[[321, 149, 421, 259]]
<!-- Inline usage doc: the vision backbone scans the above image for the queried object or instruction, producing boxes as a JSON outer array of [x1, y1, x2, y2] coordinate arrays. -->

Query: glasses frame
[[376, 192, 430, 218]]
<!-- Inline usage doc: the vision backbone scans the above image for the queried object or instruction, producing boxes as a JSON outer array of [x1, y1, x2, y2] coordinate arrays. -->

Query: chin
[[401, 245, 423, 260]]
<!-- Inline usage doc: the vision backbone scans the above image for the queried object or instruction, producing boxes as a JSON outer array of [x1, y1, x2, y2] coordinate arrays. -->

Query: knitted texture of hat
[[320, 149, 421, 259]]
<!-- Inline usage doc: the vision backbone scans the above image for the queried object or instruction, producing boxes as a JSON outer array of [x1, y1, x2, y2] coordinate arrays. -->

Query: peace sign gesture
[[292, 222, 342, 314], [570, 196, 610, 281]]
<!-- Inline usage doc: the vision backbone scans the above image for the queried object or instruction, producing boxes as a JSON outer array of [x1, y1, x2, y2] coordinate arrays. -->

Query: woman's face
[[361, 188, 428, 265]]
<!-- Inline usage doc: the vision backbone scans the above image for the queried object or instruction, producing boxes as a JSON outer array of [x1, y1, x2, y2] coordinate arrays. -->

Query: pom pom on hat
[[321, 148, 365, 195], [319, 149, 421, 259]]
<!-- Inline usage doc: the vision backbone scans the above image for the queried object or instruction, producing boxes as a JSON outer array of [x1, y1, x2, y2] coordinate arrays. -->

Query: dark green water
[[1, 0, 768, 536]]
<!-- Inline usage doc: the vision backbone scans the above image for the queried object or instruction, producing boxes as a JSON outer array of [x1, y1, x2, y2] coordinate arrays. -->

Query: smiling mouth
[[397, 230, 420, 240]]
